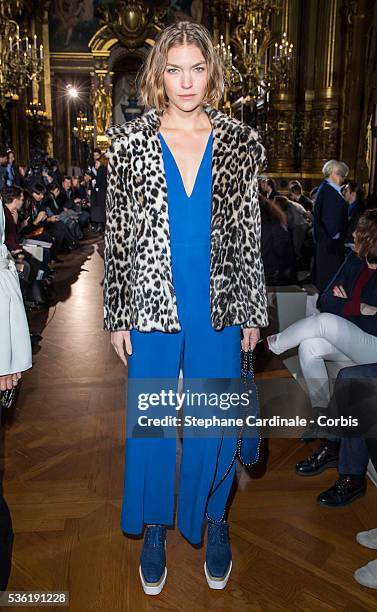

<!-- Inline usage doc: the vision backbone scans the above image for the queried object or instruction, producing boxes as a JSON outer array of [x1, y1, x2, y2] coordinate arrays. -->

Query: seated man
[[23, 183, 76, 258], [2, 186, 51, 305], [48, 182, 87, 234], [295, 364, 377, 508], [47, 183, 82, 242], [288, 181, 314, 215], [297, 364, 377, 589], [62, 175, 73, 201], [70, 176, 91, 228]]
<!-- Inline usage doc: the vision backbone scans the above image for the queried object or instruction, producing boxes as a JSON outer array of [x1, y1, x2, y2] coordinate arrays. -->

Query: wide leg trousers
[[121, 321, 241, 545]]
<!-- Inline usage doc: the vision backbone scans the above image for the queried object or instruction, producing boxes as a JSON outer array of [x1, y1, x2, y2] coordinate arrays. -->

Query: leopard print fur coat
[[103, 106, 268, 332]]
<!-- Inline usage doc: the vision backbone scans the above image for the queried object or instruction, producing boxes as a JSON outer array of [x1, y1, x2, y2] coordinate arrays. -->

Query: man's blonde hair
[[138, 21, 224, 111]]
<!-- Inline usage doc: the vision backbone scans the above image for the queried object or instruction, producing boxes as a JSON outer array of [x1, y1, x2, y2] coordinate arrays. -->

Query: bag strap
[[205, 349, 255, 524]]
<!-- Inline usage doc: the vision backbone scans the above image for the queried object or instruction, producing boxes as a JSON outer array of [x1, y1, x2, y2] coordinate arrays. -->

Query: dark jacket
[[313, 180, 348, 291], [5, 163, 21, 187], [345, 200, 364, 244], [91, 162, 107, 224], [267, 189, 279, 200], [3, 206, 20, 251], [0, 166, 6, 190], [261, 222, 295, 285], [55, 190, 73, 212], [318, 251, 377, 337], [298, 194, 313, 214]]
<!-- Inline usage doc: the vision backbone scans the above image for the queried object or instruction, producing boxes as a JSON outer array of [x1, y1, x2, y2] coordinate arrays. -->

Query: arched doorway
[[108, 47, 149, 127], [88, 3, 167, 148]]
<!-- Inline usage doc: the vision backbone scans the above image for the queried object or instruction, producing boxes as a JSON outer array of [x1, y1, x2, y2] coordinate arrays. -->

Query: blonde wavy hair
[[138, 21, 224, 111]]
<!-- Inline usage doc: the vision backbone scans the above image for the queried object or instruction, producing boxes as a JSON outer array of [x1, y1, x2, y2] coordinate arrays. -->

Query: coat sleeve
[[103, 137, 134, 331], [317, 252, 354, 313], [240, 136, 269, 329]]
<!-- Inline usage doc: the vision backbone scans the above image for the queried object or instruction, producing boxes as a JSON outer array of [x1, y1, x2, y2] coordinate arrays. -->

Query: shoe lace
[[306, 441, 329, 462], [208, 522, 229, 545], [334, 475, 351, 493], [145, 526, 165, 548]]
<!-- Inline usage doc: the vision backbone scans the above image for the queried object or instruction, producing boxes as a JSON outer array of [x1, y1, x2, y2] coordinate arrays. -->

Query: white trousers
[[268, 313, 377, 408]]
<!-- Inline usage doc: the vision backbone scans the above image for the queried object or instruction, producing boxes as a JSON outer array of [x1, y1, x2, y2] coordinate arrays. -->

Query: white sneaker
[[354, 558, 377, 589], [356, 528, 377, 550]]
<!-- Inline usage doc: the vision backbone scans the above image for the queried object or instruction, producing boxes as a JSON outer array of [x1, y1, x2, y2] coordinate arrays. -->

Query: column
[[300, 0, 342, 178], [42, 10, 54, 157], [265, 0, 301, 177]]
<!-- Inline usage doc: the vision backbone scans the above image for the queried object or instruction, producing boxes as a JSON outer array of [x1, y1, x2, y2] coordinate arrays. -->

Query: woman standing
[[104, 21, 267, 595], [90, 148, 107, 233]]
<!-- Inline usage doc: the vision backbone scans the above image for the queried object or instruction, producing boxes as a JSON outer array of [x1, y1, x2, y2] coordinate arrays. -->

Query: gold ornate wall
[[46, 0, 377, 190]]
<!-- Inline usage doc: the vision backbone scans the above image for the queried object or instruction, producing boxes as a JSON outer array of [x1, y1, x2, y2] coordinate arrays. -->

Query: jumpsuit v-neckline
[[159, 130, 214, 326], [158, 131, 213, 199]]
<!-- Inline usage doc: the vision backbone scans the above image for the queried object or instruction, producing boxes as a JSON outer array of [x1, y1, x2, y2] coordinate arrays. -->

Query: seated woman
[[264, 208, 377, 423], [274, 194, 310, 261], [260, 198, 296, 285]]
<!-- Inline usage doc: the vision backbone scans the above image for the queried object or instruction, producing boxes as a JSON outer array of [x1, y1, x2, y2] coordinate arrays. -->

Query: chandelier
[[73, 111, 94, 144], [226, 0, 282, 28], [25, 99, 47, 119], [0, 0, 44, 108], [216, 0, 293, 110]]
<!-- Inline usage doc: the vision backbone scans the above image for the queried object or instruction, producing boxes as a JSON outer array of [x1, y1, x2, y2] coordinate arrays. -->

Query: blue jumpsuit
[[121, 131, 241, 544]]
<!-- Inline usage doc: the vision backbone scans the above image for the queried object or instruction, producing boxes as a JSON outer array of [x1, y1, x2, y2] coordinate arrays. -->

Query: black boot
[[317, 475, 367, 507], [295, 440, 339, 476]]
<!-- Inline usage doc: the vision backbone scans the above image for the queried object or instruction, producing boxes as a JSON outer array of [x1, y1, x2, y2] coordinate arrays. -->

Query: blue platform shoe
[[204, 520, 232, 589], [139, 525, 167, 595]]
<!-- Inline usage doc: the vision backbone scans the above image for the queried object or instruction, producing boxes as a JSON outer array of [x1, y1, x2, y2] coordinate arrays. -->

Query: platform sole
[[139, 565, 167, 596], [204, 560, 232, 589]]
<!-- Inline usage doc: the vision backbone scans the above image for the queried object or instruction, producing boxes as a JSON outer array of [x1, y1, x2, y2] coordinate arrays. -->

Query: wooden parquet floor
[[2, 237, 377, 611]]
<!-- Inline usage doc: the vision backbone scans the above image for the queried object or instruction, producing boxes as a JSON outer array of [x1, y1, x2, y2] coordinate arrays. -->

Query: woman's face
[[354, 230, 377, 268], [163, 43, 208, 112]]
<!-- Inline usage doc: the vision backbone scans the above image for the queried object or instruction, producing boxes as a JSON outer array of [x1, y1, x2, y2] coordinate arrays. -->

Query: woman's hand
[[33, 211, 47, 225], [332, 285, 348, 298], [360, 303, 377, 316], [0, 372, 21, 391], [241, 327, 260, 352], [110, 331, 132, 367]]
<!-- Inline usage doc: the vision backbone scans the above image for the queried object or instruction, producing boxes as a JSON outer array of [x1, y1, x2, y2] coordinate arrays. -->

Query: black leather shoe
[[317, 475, 367, 507], [295, 441, 339, 476]]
